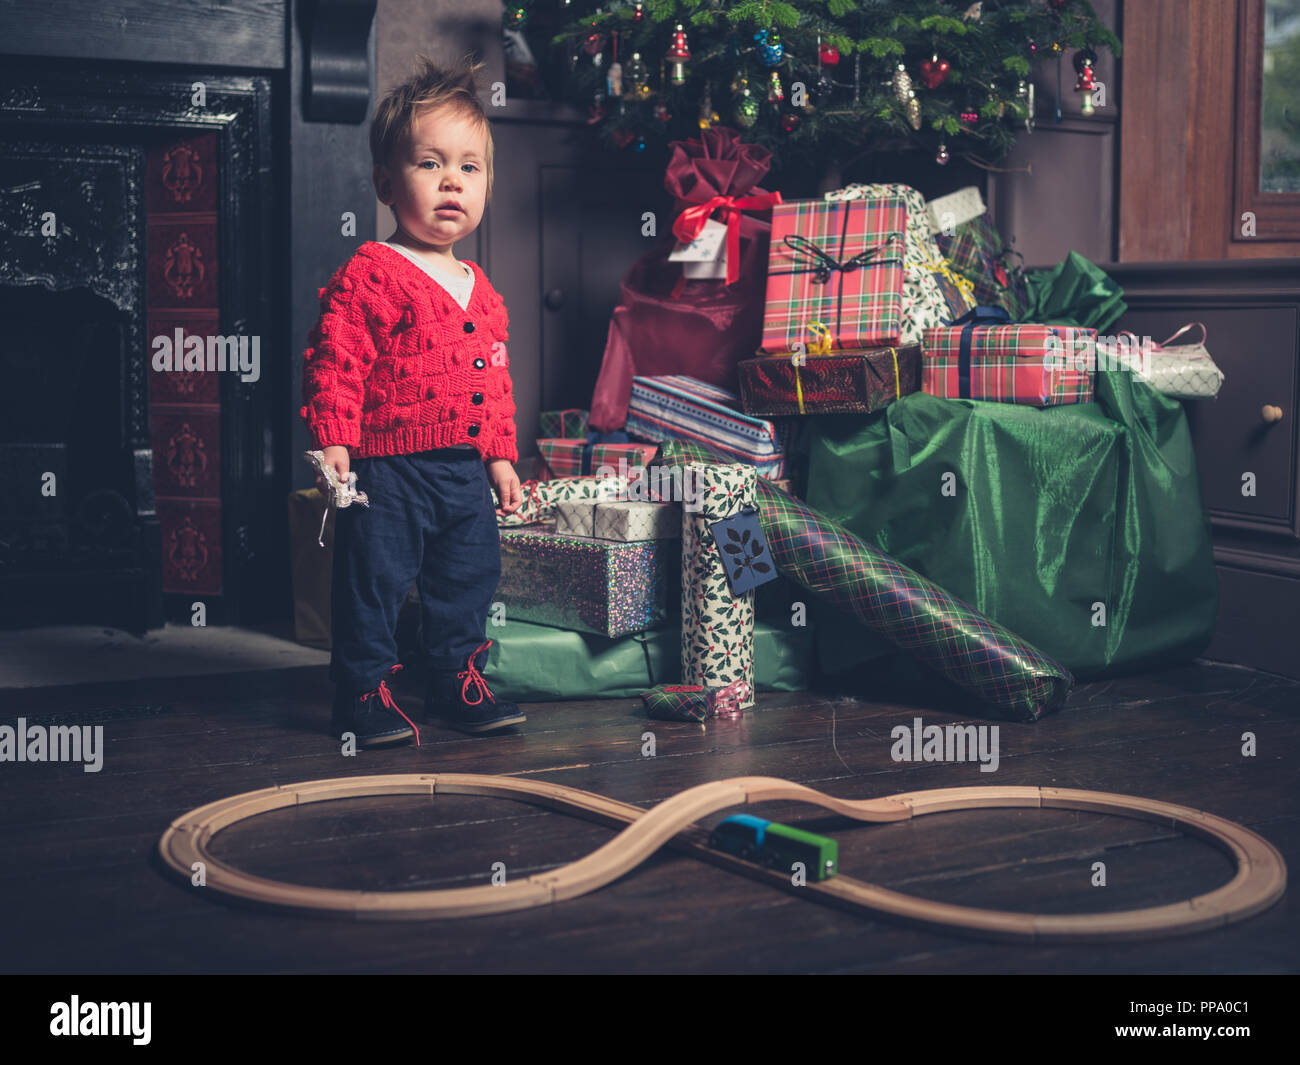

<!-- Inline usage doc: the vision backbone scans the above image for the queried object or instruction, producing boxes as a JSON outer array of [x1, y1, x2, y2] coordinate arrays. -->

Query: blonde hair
[[370, 53, 495, 204]]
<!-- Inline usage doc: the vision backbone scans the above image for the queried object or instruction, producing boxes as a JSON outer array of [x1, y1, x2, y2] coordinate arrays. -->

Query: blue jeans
[[329, 447, 501, 694]]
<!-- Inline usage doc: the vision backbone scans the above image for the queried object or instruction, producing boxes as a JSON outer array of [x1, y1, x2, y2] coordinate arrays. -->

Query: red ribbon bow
[[671, 191, 783, 286], [457, 640, 497, 706]]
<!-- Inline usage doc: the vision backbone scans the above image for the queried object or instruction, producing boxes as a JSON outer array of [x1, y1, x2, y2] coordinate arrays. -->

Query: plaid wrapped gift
[[935, 214, 1029, 320], [556, 500, 681, 541], [497, 524, 675, 637], [538, 408, 589, 439], [626, 374, 786, 478], [538, 437, 659, 479], [762, 195, 906, 353], [738, 343, 922, 416], [640, 684, 709, 723], [923, 306, 1096, 407]]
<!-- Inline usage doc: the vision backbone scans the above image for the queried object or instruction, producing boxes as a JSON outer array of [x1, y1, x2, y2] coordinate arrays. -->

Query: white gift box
[[556, 500, 680, 541]]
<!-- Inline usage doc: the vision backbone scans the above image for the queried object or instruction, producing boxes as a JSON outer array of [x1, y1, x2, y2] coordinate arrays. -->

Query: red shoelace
[[456, 640, 497, 706], [361, 663, 421, 746]]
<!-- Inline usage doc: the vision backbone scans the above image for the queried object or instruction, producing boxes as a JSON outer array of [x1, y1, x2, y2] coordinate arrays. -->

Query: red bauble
[[920, 56, 950, 89], [781, 111, 800, 132], [583, 32, 604, 55], [819, 42, 840, 66]]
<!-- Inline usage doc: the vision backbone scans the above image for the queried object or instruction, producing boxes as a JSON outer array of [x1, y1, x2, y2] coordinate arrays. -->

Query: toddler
[[300, 54, 524, 747]]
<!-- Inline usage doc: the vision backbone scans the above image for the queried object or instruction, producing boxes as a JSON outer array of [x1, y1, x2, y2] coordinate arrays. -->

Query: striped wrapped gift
[[761, 195, 907, 353], [923, 308, 1095, 407], [625, 375, 785, 479]]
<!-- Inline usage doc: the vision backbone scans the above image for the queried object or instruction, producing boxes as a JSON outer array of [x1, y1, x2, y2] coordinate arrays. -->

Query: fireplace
[[0, 57, 279, 630]]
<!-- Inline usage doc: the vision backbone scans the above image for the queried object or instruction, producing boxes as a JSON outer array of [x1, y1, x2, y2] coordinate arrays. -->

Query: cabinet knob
[[544, 287, 565, 311], [1261, 405, 1285, 424]]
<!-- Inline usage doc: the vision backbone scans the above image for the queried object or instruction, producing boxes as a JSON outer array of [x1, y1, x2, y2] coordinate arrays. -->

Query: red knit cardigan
[[300, 242, 518, 463]]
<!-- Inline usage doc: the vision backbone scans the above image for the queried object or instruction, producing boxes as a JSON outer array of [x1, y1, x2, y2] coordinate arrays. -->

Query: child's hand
[[486, 458, 522, 516], [317, 445, 350, 494]]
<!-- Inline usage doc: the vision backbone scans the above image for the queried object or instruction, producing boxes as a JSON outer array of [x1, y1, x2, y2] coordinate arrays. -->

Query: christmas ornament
[[892, 63, 922, 130], [819, 41, 840, 66], [1016, 79, 1036, 131], [936, 141, 950, 165], [781, 111, 800, 133], [755, 27, 783, 67], [634, 137, 647, 152], [960, 110, 979, 125], [732, 74, 759, 128], [584, 32, 605, 56], [505, 4, 526, 30], [666, 23, 691, 86], [624, 52, 648, 99], [633, 1, 643, 21], [816, 72, 835, 102], [607, 61, 623, 98], [653, 100, 671, 124], [698, 91, 719, 129], [920, 54, 950, 89], [768, 69, 784, 103], [1074, 48, 1098, 116]]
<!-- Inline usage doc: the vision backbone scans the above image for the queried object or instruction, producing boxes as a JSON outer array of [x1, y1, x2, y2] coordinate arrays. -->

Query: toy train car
[[708, 814, 838, 880]]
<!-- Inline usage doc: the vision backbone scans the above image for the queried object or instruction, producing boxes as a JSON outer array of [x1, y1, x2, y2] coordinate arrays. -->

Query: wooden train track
[[157, 773, 1286, 942]]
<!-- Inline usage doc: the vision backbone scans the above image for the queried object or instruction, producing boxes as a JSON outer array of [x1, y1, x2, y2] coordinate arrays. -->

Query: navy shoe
[[424, 640, 526, 734], [332, 664, 421, 747]]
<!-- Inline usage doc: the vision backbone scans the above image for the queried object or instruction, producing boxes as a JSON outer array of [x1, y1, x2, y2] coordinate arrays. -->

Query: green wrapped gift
[[805, 371, 1218, 679], [480, 618, 813, 701]]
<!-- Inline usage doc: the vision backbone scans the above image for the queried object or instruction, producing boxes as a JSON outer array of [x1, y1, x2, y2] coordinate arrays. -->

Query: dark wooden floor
[[1, 658, 1296, 974]]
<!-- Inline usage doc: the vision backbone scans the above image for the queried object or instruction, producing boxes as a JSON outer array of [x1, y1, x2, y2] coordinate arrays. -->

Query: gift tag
[[668, 217, 727, 262], [707, 506, 777, 594]]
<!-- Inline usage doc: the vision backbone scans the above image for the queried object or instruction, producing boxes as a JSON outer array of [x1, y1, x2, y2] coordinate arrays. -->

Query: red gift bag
[[588, 128, 781, 432]]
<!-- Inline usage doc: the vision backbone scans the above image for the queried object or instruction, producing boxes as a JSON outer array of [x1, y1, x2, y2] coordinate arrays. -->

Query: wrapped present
[[479, 618, 813, 701], [555, 499, 681, 541], [935, 213, 1029, 320], [497, 525, 678, 637], [588, 128, 782, 432], [738, 342, 922, 416], [923, 306, 1096, 407], [681, 462, 756, 707], [538, 437, 659, 479], [538, 408, 589, 439], [494, 474, 630, 527], [925, 186, 986, 236], [818, 183, 970, 343], [762, 194, 907, 353], [1100, 323, 1225, 400], [626, 374, 786, 478], [655, 439, 1073, 723]]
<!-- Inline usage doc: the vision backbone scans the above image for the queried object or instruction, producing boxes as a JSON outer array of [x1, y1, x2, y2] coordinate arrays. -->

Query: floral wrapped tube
[[681, 462, 756, 708]]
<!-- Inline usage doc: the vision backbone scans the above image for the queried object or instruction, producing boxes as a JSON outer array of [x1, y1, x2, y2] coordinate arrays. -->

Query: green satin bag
[[805, 371, 1218, 679]]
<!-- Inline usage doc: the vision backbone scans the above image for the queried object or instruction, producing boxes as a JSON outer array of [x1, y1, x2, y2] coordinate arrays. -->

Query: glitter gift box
[[625, 375, 786, 478], [737, 343, 922, 416], [497, 525, 678, 637], [556, 500, 681, 541], [538, 408, 589, 439]]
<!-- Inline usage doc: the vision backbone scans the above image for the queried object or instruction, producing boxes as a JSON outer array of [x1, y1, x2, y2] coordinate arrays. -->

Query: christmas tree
[[503, 0, 1120, 177]]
